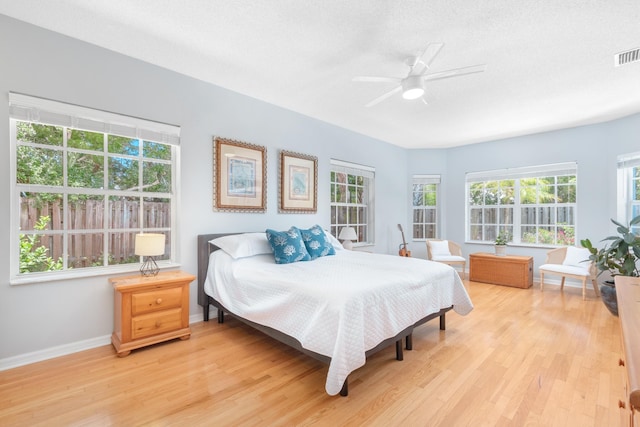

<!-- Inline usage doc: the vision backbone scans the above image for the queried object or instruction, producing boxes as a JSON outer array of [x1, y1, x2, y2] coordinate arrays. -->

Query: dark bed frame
[[197, 233, 452, 396]]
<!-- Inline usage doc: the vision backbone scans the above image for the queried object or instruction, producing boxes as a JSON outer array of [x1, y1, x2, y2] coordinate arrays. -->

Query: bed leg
[[440, 313, 446, 330], [217, 308, 224, 324], [203, 303, 210, 322], [395, 339, 404, 361], [340, 378, 348, 396], [406, 334, 413, 350]]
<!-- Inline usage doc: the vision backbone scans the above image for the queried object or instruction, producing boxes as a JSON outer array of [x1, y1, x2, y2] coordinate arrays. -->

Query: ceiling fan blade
[[353, 76, 402, 83], [365, 86, 402, 107], [423, 64, 486, 82], [419, 43, 444, 68]]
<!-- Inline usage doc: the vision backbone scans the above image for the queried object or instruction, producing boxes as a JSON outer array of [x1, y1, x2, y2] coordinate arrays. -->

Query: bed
[[197, 232, 473, 396]]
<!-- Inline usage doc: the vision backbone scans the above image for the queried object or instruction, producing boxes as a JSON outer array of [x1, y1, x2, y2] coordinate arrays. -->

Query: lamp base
[[341, 240, 354, 250], [140, 257, 160, 276]]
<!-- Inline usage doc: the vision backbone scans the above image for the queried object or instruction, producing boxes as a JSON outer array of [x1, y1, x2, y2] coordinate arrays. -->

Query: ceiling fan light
[[401, 76, 425, 100]]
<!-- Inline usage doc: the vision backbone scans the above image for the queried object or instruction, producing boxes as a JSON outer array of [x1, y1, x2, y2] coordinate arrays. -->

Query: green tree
[[20, 216, 63, 273]]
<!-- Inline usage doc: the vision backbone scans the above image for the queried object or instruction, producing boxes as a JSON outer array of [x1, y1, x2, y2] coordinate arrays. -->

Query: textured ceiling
[[1, 1, 640, 148]]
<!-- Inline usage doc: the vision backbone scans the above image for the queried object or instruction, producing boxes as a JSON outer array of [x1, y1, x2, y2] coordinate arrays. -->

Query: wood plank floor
[[0, 280, 626, 426]]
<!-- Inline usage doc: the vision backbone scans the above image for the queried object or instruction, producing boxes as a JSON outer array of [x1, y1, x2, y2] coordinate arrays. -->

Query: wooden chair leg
[[540, 272, 545, 291], [592, 279, 600, 297], [581, 277, 587, 300], [560, 277, 566, 291]]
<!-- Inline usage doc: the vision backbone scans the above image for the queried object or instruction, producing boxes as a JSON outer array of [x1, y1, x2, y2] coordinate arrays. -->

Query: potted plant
[[581, 214, 640, 316], [494, 231, 510, 257]]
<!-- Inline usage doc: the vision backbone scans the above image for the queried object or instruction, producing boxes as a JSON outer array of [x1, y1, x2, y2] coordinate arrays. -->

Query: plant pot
[[494, 245, 507, 257], [600, 281, 618, 316]]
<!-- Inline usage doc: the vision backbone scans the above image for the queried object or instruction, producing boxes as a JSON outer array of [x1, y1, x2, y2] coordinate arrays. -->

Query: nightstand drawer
[[132, 308, 183, 340], [132, 287, 183, 315]]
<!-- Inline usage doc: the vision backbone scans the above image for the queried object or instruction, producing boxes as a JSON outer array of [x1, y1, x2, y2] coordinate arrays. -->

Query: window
[[10, 93, 180, 283], [412, 175, 440, 239], [329, 159, 375, 245], [618, 151, 640, 233], [466, 162, 577, 246]]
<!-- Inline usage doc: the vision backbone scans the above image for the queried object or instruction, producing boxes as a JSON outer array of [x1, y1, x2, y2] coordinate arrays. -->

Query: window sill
[[465, 241, 565, 250], [10, 261, 181, 286]]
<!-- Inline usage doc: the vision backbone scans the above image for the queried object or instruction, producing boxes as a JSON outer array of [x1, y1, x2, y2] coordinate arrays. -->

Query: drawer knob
[[619, 400, 626, 409], [619, 358, 625, 367], [156, 298, 163, 305]]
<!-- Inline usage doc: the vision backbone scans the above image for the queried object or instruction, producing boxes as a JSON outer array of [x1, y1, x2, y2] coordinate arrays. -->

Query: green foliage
[[581, 215, 640, 277], [19, 216, 63, 273], [522, 225, 575, 245], [495, 231, 511, 245]]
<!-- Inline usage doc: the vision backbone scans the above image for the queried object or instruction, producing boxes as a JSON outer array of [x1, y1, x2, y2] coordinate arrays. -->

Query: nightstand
[[110, 270, 195, 357]]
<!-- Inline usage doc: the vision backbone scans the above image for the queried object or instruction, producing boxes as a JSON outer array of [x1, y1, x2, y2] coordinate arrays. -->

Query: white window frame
[[412, 174, 440, 240], [465, 162, 578, 246], [617, 151, 640, 232], [329, 159, 375, 246], [9, 93, 181, 284]]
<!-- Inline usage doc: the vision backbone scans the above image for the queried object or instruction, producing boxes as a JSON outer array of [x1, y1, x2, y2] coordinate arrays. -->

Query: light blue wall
[[0, 16, 407, 361], [1, 14, 638, 365], [408, 114, 640, 270]]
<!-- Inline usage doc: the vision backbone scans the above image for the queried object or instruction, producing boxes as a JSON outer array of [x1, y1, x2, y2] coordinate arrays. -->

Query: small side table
[[469, 252, 533, 288], [111, 270, 195, 357]]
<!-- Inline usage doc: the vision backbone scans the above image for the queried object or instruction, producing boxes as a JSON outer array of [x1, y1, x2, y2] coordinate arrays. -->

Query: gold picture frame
[[213, 137, 266, 213], [279, 150, 317, 213]]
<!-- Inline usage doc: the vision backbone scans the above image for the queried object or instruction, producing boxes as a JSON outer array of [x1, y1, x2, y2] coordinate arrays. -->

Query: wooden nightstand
[[110, 270, 195, 357]]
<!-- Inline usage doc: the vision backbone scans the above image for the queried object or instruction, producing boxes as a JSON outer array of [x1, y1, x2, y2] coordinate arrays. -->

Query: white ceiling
[[1, 1, 640, 149]]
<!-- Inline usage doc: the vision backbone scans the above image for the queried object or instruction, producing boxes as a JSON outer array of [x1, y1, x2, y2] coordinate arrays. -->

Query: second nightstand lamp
[[338, 227, 357, 250], [135, 233, 165, 276]]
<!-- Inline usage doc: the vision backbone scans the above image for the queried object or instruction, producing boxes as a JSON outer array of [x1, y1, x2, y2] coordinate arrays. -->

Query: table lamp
[[338, 227, 357, 250], [135, 233, 165, 276]]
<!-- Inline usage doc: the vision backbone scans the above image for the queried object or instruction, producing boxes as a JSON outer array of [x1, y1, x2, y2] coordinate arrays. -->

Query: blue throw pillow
[[265, 227, 311, 264], [299, 225, 336, 259]]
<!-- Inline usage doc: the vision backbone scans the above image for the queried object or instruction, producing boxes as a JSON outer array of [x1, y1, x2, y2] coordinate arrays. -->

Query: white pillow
[[562, 246, 591, 270], [430, 240, 451, 257], [324, 230, 345, 250], [209, 233, 273, 259]]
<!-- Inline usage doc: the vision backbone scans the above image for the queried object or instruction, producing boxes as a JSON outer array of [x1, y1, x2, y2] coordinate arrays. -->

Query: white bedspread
[[204, 249, 473, 395]]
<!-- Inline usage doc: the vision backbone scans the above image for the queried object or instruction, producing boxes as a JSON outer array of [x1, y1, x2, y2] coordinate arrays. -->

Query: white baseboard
[[1, 314, 206, 372], [0, 335, 111, 371]]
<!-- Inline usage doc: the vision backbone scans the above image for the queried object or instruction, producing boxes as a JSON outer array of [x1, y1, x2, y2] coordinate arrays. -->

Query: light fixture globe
[[401, 75, 425, 100]]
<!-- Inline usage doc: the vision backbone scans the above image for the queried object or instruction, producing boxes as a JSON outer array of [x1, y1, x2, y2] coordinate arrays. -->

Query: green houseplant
[[581, 214, 640, 316], [494, 231, 510, 256]]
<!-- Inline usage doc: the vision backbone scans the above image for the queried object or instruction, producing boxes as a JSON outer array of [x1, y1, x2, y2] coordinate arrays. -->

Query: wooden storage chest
[[469, 252, 533, 288]]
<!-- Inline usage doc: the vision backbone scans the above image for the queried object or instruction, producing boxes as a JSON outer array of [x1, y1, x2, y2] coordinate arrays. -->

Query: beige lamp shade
[[338, 227, 357, 241], [338, 227, 357, 250], [135, 233, 165, 256]]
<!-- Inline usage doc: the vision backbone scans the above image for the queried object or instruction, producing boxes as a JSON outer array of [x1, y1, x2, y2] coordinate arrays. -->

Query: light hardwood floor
[[0, 280, 626, 426]]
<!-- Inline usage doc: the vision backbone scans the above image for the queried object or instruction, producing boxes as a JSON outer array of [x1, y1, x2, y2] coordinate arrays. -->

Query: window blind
[[9, 92, 181, 145], [413, 174, 441, 184], [466, 162, 577, 183], [330, 159, 375, 179], [618, 152, 640, 169]]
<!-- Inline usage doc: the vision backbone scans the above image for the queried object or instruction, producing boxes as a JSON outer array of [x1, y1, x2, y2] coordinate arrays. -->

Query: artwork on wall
[[279, 150, 317, 213], [213, 137, 266, 212]]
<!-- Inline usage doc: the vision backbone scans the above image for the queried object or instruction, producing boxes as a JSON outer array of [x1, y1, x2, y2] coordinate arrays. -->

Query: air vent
[[615, 48, 640, 67]]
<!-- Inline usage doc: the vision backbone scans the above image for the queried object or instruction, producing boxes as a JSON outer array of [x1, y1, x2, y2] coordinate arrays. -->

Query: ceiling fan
[[353, 43, 486, 107]]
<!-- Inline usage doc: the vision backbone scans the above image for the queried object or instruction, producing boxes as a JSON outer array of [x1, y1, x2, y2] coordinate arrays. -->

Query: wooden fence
[[20, 198, 170, 267]]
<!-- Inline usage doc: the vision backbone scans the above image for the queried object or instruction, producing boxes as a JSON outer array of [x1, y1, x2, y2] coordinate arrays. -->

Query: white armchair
[[426, 239, 466, 279], [539, 246, 600, 300]]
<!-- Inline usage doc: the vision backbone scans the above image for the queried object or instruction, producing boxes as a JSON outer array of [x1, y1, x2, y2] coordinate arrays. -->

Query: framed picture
[[279, 150, 317, 213], [213, 137, 266, 212]]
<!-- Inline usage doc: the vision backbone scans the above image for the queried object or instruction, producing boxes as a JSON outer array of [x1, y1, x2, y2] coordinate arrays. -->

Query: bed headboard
[[197, 233, 240, 309]]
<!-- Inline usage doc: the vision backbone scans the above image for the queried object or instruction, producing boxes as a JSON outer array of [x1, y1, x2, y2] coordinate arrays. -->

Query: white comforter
[[204, 249, 473, 395]]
